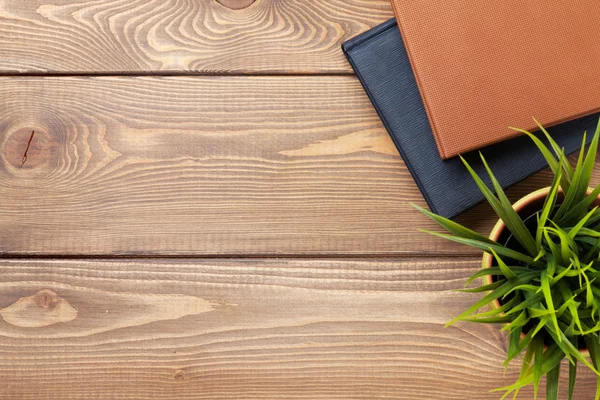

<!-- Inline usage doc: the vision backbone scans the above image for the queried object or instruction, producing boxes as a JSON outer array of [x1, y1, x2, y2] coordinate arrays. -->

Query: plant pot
[[482, 186, 600, 355]]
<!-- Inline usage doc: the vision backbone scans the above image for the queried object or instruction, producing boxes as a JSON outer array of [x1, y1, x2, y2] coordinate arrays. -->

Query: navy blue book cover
[[343, 19, 598, 218]]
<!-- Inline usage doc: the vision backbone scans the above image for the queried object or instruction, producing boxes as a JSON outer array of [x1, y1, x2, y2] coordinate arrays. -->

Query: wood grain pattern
[[1, 76, 599, 256], [0, 0, 392, 74], [0, 258, 595, 399], [5, 2, 597, 399]]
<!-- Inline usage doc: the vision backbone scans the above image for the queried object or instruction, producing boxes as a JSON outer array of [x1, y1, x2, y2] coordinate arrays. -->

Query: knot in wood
[[36, 290, 59, 309], [174, 370, 185, 381], [2, 127, 55, 172], [0, 289, 78, 328]]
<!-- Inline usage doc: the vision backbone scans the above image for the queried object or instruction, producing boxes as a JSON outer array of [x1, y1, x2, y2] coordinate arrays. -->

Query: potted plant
[[415, 119, 600, 400]]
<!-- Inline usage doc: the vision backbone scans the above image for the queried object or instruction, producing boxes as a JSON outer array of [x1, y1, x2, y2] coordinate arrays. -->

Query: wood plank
[[1, 76, 598, 256], [0, 0, 392, 74], [0, 258, 595, 399]]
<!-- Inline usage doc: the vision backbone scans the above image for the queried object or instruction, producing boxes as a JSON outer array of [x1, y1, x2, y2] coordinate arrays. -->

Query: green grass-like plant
[[415, 118, 600, 400]]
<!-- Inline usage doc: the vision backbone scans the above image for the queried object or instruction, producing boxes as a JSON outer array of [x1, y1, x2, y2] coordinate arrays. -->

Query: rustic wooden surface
[[1, 76, 592, 257], [0, 1, 597, 399], [0, 258, 596, 399], [0, 0, 392, 74]]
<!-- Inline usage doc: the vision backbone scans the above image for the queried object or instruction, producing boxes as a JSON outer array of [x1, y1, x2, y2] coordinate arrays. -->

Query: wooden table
[[0, 1, 597, 398]]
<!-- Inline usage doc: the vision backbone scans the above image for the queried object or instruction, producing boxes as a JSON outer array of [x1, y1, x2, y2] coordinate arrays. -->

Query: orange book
[[390, 0, 600, 159]]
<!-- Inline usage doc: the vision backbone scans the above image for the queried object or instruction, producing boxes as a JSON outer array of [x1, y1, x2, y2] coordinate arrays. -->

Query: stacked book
[[343, 0, 600, 218]]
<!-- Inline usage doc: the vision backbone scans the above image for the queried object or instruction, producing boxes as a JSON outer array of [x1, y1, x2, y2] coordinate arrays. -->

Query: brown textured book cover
[[390, 0, 600, 159]]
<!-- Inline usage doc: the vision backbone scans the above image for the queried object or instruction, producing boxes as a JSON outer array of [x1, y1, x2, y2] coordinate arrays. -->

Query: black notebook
[[342, 19, 598, 218]]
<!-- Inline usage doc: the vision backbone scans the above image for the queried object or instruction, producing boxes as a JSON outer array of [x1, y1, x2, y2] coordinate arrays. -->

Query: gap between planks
[[0, 72, 356, 77], [0, 253, 482, 261]]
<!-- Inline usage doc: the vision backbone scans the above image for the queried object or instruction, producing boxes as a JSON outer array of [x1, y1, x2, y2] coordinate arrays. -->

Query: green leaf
[[556, 167, 583, 222], [546, 361, 561, 400], [568, 206, 599, 239], [545, 226, 578, 263], [533, 117, 576, 181], [545, 324, 599, 374], [446, 272, 539, 327], [527, 307, 555, 318], [461, 315, 513, 324], [555, 295, 580, 319], [510, 125, 569, 191], [541, 271, 561, 338], [505, 316, 548, 365], [576, 120, 600, 200], [419, 230, 539, 265], [556, 281, 584, 334], [494, 343, 565, 398], [551, 262, 574, 285], [508, 325, 522, 369], [584, 272, 595, 308], [538, 169, 563, 246], [568, 339, 578, 400], [532, 335, 544, 399], [519, 339, 534, 376], [491, 249, 517, 279], [576, 321, 600, 335], [466, 266, 534, 285], [478, 154, 538, 256], [584, 334, 600, 400], [412, 204, 497, 244], [576, 227, 600, 238], [546, 252, 557, 277], [584, 334, 600, 369], [544, 229, 564, 264], [584, 237, 600, 264], [507, 339, 532, 400], [585, 207, 600, 227], [591, 286, 600, 298], [529, 316, 550, 341], [502, 310, 529, 332], [505, 293, 544, 316], [473, 296, 518, 318], [534, 247, 547, 262], [556, 261, 593, 278], [503, 284, 542, 299], [578, 237, 600, 247], [555, 131, 593, 221], [559, 186, 600, 226], [458, 279, 505, 293]]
